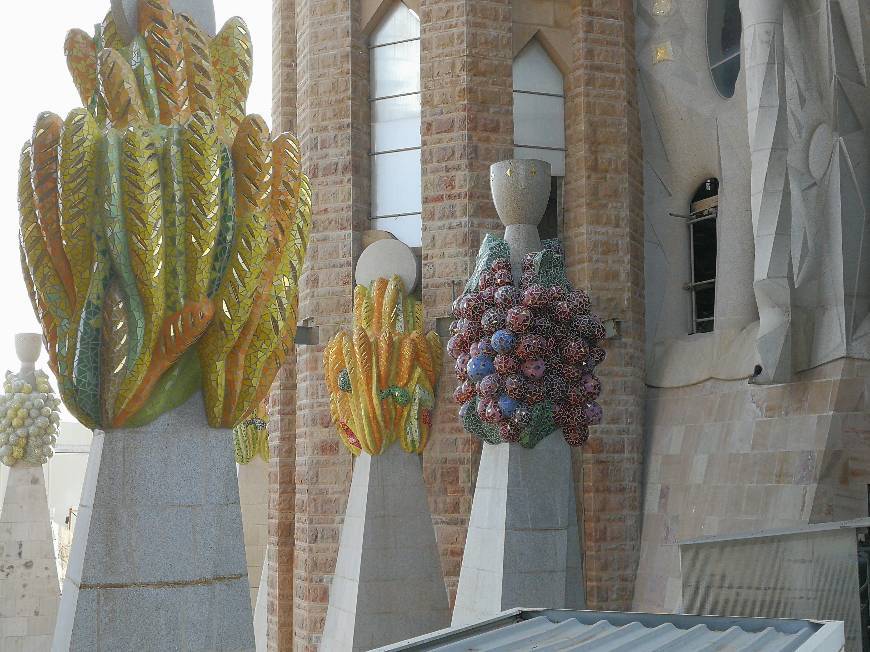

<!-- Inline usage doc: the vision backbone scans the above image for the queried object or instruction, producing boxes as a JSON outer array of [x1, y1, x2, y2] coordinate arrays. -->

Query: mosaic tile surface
[[17, 0, 311, 430]]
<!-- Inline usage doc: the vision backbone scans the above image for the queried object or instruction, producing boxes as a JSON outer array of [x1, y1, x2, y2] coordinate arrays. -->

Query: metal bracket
[[293, 325, 320, 346]]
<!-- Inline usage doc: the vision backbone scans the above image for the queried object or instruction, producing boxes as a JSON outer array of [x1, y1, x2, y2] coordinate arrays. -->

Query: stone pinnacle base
[[0, 464, 60, 651], [53, 393, 254, 652], [452, 432, 584, 627], [320, 445, 450, 651]]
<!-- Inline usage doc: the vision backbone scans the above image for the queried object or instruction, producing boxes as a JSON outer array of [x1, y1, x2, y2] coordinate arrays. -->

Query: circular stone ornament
[[354, 239, 419, 293]]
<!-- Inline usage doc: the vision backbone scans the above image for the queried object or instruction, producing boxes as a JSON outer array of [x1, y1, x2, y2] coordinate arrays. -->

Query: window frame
[[706, 0, 742, 99], [685, 195, 718, 335]]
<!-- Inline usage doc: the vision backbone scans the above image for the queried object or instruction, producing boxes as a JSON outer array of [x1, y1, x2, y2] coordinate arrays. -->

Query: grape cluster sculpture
[[448, 236, 605, 448], [17, 0, 311, 430], [324, 276, 442, 455], [0, 370, 61, 467]]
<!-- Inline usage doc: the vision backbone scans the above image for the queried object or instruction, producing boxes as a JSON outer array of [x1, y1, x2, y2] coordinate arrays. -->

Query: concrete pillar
[[0, 465, 60, 650], [52, 393, 254, 651], [238, 457, 269, 610], [563, 0, 644, 610], [0, 333, 61, 650], [740, 0, 792, 383], [320, 445, 450, 651], [254, 559, 268, 652], [452, 433, 583, 626]]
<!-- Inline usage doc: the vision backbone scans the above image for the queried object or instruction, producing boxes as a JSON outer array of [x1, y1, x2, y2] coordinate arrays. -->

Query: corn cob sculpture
[[324, 276, 442, 455], [17, 1, 311, 430]]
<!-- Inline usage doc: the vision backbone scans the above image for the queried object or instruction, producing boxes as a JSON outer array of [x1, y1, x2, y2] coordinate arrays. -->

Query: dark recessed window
[[707, 0, 741, 98], [688, 178, 718, 334], [539, 177, 562, 241]]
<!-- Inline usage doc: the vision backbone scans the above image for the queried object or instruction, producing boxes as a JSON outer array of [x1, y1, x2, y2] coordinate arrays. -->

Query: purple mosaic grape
[[544, 374, 568, 402], [494, 353, 519, 375], [563, 339, 590, 365], [477, 374, 501, 398], [490, 329, 516, 353], [525, 381, 546, 405], [459, 401, 473, 419], [447, 334, 466, 359], [548, 285, 567, 303], [533, 317, 556, 339], [521, 358, 546, 380], [522, 284, 549, 308], [453, 381, 475, 404], [494, 285, 519, 308], [490, 258, 511, 274], [479, 270, 496, 290], [480, 286, 497, 306], [467, 354, 495, 382], [581, 373, 602, 400], [582, 401, 603, 425], [476, 398, 492, 421], [497, 394, 519, 418], [563, 423, 590, 447], [481, 308, 507, 335], [552, 300, 572, 323], [512, 403, 532, 428], [587, 347, 606, 368], [451, 296, 464, 318], [484, 400, 504, 424], [493, 269, 513, 287], [566, 386, 586, 407], [477, 339, 496, 357], [504, 374, 526, 400], [454, 356, 469, 382], [567, 290, 591, 314], [516, 334, 546, 360], [506, 306, 533, 333], [460, 293, 485, 320]]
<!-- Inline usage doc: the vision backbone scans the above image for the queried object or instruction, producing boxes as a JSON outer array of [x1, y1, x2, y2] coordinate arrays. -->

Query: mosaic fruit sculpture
[[324, 276, 442, 455], [448, 236, 605, 448], [17, 1, 311, 430], [0, 370, 61, 467], [233, 403, 269, 464]]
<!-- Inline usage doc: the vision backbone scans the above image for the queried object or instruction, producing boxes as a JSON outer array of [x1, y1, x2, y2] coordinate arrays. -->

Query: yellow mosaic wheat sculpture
[[17, 0, 311, 430], [324, 277, 442, 455]]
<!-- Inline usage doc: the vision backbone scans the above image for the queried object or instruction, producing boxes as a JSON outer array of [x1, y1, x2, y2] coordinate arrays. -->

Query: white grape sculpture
[[0, 369, 61, 466]]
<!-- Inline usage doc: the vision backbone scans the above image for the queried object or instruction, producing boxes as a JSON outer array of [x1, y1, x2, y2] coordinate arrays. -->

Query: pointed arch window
[[687, 178, 719, 334], [369, 2, 422, 246], [513, 39, 565, 239]]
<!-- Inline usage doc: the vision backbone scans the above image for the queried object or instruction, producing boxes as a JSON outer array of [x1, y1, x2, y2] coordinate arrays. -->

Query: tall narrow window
[[688, 178, 719, 334], [707, 0, 742, 98], [513, 39, 565, 239], [369, 2, 422, 247]]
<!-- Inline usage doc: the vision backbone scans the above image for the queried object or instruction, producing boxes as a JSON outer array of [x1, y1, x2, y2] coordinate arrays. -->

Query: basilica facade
[[265, 0, 870, 650]]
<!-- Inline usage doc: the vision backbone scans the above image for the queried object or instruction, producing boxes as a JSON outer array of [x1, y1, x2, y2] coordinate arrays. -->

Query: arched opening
[[369, 2, 421, 246], [688, 178, 719, 333], [707, 0, 742, 98], [513, 38, 565, 240]]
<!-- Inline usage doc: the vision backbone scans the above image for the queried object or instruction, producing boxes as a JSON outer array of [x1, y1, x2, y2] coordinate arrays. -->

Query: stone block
[[53, 393, 254, 651], [320, 445, 450, 651]]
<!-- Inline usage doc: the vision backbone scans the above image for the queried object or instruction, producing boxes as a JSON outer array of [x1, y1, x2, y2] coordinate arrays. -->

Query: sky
[[0, 2, 272, 398]]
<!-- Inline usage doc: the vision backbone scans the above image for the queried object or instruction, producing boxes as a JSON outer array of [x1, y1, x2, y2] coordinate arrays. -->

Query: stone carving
[[324, 275, 441, 455], [18, 0, 311, 431], [447, 160, 605, 447], [740, 0, 794, 383]]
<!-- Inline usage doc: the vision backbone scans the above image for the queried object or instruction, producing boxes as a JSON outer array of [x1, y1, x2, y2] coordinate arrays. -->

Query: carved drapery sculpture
[[17, 0, 311, 429]]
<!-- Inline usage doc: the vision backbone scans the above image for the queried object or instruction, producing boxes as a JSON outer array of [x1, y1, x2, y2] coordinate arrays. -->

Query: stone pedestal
[[451, 432, 584, 627], [53, 393, 254, 652], [0, 464, 60, 651], [320, 445, 450, 651], [238, 457, 268, 610], [253, 558, 267, 652]]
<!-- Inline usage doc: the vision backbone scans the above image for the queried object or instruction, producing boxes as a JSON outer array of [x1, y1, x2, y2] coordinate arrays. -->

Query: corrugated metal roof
[[375, 609, 844, 652]]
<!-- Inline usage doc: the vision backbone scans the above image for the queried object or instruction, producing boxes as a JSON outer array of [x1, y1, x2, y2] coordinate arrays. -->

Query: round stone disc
[[355, 239, 419, 292]]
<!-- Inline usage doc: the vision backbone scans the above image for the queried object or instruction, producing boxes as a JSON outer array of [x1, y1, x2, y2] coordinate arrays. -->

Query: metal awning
[[374, 608, 845, 652]]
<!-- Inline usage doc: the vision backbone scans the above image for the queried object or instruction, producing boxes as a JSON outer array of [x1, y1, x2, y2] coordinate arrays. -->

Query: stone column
[[320, 446, 450, 651], [563, 0, 644, 610], [419, 0, 513, 603], [739, 0, 792, 382], [451, 160, 584, 626], [269, 1, 298, 647], [294, 0, 368, 647], [0, 333, 60, 650], [52, 393, 254, 651]]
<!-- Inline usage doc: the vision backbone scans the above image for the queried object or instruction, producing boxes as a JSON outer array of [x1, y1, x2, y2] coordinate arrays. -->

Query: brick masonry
[[269, 0, 646, 646], [562, 0, 644, 610]]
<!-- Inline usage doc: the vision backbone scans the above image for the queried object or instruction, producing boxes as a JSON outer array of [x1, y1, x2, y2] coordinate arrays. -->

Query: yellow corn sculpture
[[17, 1, 311, 430], [324, 276, 442, 455]]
